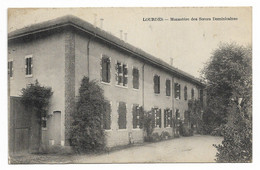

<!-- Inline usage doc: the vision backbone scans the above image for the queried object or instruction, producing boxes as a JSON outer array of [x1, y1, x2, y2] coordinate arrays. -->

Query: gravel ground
[[9, 135, 223, 164]]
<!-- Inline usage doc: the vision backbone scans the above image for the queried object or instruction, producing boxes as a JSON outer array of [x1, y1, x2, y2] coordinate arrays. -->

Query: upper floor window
[[25, 55, 33, 76], [175, 83, 181, 99], [101, 55, 111, 83], [103, 101, 111, 130], [8, 60, 13, 78], [115, 61, 128, 86], [191, 88, 195, 99], [154, 75, 160, 94], [184, 86, 188, 101], [132, 68, 139, 89], [166, 79, 171, 96]]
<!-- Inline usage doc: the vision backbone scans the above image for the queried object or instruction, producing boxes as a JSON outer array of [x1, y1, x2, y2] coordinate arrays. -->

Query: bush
[[143, 110, 155, 141], [214, 104, 252, 162], [160, 131, 171, 140], [70, 77, 106, 153], [179, 122, 193, 137], [151, 133, 161, 142]]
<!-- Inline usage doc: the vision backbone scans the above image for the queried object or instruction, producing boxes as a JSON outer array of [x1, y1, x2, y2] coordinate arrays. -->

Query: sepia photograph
[[7, 7, 252, 164]]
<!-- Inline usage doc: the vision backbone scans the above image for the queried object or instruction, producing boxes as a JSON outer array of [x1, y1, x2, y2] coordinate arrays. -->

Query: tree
[[21, 80, 53, 150], [202, 43, 252, 162], [70, 77, 106, 153], [202, 43, 252, 126]]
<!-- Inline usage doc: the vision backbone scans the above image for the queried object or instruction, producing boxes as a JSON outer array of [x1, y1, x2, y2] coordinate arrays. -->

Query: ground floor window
[[118, 102, 127, 129], [164, 109, 173, 127], [133, 104, 143, 129], [103, 101, 111, 130], [174, 109, 181, 128]]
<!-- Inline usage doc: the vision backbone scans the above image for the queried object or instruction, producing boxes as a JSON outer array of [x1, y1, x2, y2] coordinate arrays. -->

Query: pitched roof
[[8, 15, 205, 87]]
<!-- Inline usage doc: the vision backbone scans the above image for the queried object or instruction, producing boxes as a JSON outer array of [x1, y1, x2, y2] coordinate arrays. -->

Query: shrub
[[179, 122, 193, 137], [151, 133, 161, 142], [214, 104, 252, 162], [160, 131, 171, 140], [70, 77, 106, 153], [143, 110, 155, 141]]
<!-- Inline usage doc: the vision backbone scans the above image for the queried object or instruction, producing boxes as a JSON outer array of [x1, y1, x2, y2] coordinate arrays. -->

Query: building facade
[[8, 15, 206, 149]]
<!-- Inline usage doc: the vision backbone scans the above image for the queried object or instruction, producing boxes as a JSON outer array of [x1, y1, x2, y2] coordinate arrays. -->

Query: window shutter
[[154, 76, 157, 93], [139, 106, 143, 128], [158, 76, 160, 93], [123, 65, 128, 86], [164, 109, 167, 128], [133, 105, 137, 128], [136, 69, 139, 89], [107, 59, 111, 83], [170, 110, 173, 127], [25, 58, 28, 75], [133, 68, 139, 89], [166, 80, 171, 96], [151, 108, 155, 128], [103, 101, 111, 130], [159, 109, 162, 128], [174, 83, 178, 98], [118, 102, 126, 129], [179, 84, 181, 99], [101, 57, 106, 82]]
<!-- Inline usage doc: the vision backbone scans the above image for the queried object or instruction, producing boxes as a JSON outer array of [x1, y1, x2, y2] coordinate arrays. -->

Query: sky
[[8, 7, 252, 78]]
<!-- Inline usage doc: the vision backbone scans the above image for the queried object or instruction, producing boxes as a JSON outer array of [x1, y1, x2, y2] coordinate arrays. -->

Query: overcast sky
[[8, 8, 252, 78]]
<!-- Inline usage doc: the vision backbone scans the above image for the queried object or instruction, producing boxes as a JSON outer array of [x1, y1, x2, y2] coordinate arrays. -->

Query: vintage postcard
[[8, 7, 252, 163]]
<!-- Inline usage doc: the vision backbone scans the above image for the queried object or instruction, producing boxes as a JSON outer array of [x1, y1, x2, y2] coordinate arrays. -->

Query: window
[[175, 109, 180, 120], [101, 55, 111, 83], [8, 60, 13, 78], [118, 102, 127, 129], [25, 55, 33, 76], [174, 109, 180, 128], [132, 68, 139, 89], [154, 75, 160, 94], [153, 108, 161, 128], [103, 101, 111, 130], [191, 88, 195, 99], [175, 83, 181, 99], [115, 61, 128, 86], [184, 86, 188, 100], [164, 109, 172, 127], [166, 79, 171, 96], [133, 104, 143, 129]]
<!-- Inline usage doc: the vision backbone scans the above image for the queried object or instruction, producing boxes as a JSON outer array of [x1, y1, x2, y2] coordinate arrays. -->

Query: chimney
[[120, 30, 123, 39], [124, 33, 127, 42], [170, 58, 173, 66], [100, 18, 104, 29]]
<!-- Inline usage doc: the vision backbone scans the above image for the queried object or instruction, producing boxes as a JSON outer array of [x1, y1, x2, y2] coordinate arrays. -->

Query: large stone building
[[8, 15, 205, 151]]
